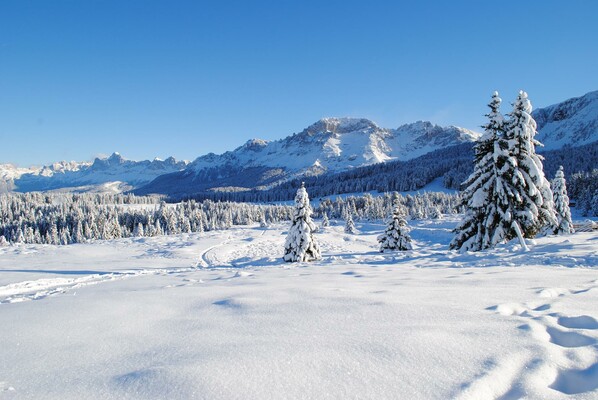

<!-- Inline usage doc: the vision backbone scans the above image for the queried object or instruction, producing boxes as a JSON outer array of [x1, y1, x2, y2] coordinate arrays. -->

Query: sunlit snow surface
[[0, 217, 597, 399]]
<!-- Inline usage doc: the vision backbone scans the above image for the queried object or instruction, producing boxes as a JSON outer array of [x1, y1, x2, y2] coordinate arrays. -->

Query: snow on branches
[[378, 203, 412, 251], [551, 166, 574, 234], [283, 183, 321, 262], [452, 90, 557, 252]]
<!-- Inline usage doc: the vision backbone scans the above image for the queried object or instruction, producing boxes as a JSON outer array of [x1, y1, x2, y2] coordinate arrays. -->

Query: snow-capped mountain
[[533, 90, 598, 150], [194, 118, 477, 173], [0, 164, 39, 193], [2, 153, 188, 193], [3, 90, 596, 196], [135, 118, 480, 195]]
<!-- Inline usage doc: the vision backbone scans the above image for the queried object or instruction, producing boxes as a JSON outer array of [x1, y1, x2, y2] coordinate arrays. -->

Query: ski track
[[0, 266, 198, 305], [2, 231, 245, 304], [464, 279, 598, 398], [197, 234, 236, 268], [1, 229, 267, 305]]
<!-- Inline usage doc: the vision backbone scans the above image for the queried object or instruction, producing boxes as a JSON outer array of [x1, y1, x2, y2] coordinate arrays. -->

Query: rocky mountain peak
[[303, 117, 382, 137]]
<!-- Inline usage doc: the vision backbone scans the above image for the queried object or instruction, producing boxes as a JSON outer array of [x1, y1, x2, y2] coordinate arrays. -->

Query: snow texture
[[0, 216, 597, 399]]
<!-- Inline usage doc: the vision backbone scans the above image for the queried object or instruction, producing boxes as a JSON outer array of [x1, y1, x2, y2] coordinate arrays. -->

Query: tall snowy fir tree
[[551, 166, 574, 234], [451, 91, 512, 251], [378, 203, 413, 251], [505, 90, 557, 239], [283, 183, 321, 262]]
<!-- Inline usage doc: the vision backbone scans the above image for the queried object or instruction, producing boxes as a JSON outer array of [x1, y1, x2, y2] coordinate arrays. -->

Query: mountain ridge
[[1, 153, 188, 193], [2, 90, 597, 195], [533, 90, 598, 150], [135, 118, 480, 196]]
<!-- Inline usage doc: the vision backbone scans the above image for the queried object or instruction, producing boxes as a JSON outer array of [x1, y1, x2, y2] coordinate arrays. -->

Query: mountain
[[135, 118, 480, 196], [0, 164, 40, 193], [194, 140, 598, 204], [2, 153, 188, 193], [533, 90, 598, 150], [3, 90, 596, 196]]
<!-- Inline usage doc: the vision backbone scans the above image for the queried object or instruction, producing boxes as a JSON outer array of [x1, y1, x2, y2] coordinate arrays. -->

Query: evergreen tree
[[505, 90, 556, 239], [551, 166, 574, 234], [258, 209, 268, 228], [321, 212, 330, 228], [429, 206, 443, 220], [452, 90, 558, 251], [344, 212, 357, 234], [283, 183, 321, 262], [133, 222, 145, 237], [378, 204, 413, 251], [451, 91, 511, 251]]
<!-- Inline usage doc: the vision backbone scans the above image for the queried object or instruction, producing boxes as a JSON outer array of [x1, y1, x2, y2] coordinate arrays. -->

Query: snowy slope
[[136, 118, 479, 195], [6, 153, 188, 193], [534, 90, 598, 150], [0, 217, 597, 399]]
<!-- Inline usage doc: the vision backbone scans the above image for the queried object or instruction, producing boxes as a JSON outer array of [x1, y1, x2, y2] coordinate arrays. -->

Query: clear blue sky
[[1, 0, 597, 166]]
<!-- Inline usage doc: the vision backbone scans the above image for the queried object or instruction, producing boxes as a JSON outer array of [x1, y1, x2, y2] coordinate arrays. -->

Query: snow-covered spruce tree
[[344, 212, 357, 234], [321, 212, 330, 228], [551, 166, 574, 234], [378, 204, 412, 251], [133, 222, 145, 237], [283, 183, 321, 262], [451, 91, 512, 251], [429, 206, 443, 220], [505, 91, 557, 239]]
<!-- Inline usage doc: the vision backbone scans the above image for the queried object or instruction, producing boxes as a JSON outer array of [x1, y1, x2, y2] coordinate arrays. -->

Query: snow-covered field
[[0, 217, 597, 399]]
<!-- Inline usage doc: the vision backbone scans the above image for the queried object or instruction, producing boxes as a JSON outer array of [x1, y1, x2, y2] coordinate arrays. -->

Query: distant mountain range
[[0, 153, 188, 193], [134, 118, 479, 196], [1, 90, 597, 195]]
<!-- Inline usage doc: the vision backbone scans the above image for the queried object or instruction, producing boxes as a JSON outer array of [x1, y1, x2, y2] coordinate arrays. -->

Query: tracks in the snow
[[458, 279, 598, 398], [196, 234, 233, 268], [0, 266, 198, 305]]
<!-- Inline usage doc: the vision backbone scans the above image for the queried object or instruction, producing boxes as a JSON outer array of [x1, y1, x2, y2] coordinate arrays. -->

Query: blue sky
[[1, 0, 597, 166]]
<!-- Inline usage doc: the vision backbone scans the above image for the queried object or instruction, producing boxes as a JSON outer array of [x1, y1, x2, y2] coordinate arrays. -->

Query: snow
[[534, 90, 598, 150], [188, 118, 479, 180], [2, 154, 188, 193], [0, 216, 597, 399]]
